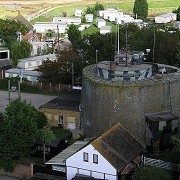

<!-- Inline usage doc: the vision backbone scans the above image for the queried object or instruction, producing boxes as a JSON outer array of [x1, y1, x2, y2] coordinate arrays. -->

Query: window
[[58, 115, 63, 128], [93, 154, 98, 164], [28, 62, 31, 67], [83, 152, 88, 162]]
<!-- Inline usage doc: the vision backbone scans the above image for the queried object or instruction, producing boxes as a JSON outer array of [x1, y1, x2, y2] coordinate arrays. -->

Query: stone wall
[[81, 65, 180, 145]]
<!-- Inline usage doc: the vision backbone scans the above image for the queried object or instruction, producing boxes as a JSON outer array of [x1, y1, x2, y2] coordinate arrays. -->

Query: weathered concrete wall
[[81, 65, 180, 145]]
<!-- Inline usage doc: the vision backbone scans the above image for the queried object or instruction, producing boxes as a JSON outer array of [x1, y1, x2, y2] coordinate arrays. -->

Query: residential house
[[75, 10, 83, 17], [13, 11, 33, 31], [108, 12, 123, 22], [155, 13, 177, 23], [85, 14, 94, 23], [96, 19, 106, 28], [33, 22, 67, 34], [66, 123, 144, 180], [145, 111, 179, 152], [39, 90, 81, 132], [53, 17, 81, 25], [100, 26, 112, 34], [5, 68, 41, 82], [17, 54, 57, 70], [115, 15, 134, 24]]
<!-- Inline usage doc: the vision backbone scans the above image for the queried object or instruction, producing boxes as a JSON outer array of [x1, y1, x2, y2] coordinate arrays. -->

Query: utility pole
[[72, 61, 74, 88], [153, 26, 156, 63], [125, 28, 128, 67], [57, 25, 60, 54]]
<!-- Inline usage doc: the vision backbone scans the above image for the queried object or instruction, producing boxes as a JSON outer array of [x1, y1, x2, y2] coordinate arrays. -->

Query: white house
[[53, 17, 81, 25], [33, 22, 67, 34], [5, 68, 41, 82], [0, 48, 10, 60], [100, 26, 112, 34], [66, 123, 144, 180], [85, 14, 94, 23], [75, 9, 83, 17], [174, 21, 180, 30], [30, 42, 48, 56], [155, 13, 177, 23], [96, 19, 106, 28], [103, 12, 120, 20], [17, 54, 57, 70]]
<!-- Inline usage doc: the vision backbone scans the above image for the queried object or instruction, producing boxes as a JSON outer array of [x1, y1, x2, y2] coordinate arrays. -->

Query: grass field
[[0, 0, 179, 21]]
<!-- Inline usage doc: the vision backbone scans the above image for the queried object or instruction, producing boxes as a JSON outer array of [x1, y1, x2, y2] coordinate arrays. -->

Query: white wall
[[66, 144, 117, 180]]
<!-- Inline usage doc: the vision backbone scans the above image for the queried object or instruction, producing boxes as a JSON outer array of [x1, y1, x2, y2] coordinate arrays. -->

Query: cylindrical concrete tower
[[81, 61, 180, 145]]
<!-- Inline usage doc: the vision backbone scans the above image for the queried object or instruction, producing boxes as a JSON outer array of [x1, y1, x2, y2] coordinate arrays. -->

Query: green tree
[[38, 128, 55, 164], [94, 2, 104, 13], [132, 166, 172, 180], [0, 19, 28, 48], [0, 98, 48, 170], [173, 6, 180, 21], [133, 0, 148, 20], [11, 40, 32, 66], [67, 24, 82, 49], [171, 134, 180, 152]]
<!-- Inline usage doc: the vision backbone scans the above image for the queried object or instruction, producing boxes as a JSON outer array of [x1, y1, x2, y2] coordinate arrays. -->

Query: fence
[[23, 81, 71, 93], [143, 156, 173, 170]]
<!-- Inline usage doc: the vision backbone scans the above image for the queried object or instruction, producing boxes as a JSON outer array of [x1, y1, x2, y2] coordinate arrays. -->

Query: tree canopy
[[0, 98, 47, 170], [11, 40, 33, 66], [133, 0, 148, 19], [173, 6, 180, 21], [132, 166, 172, 180], [0, 19, 28, 47]]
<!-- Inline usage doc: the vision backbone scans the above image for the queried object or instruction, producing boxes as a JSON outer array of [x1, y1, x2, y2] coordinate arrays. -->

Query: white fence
[[144, 156, 173, 170]]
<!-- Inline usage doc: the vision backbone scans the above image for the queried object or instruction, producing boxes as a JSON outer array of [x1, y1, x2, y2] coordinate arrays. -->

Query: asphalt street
[[0, 90, 57, 111]]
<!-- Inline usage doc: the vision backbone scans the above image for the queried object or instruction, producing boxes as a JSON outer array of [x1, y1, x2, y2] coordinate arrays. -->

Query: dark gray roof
[[40, 90, 81, 111], [0, 59, 11, 68], [145, 111, 179, 122], [91, 123, 144, 172]]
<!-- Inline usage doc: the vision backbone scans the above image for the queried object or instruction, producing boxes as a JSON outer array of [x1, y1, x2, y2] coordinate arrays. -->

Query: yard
[[0, 0, 179, 21]]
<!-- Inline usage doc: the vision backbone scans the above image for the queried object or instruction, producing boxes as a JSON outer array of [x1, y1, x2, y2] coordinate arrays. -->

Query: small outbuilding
[[74, 9, 83, 17], [174, 21, 180, 30]]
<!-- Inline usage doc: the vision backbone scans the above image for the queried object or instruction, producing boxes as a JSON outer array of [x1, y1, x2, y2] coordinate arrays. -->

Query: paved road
[[0, 175, 21, 180], [0, 90, 57, 111]]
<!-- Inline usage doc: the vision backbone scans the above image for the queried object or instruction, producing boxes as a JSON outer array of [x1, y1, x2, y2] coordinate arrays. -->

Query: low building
[[75, 9, 83, 17], [33, 22, 67, 34], [53, 17, 81, 25], [96, 18, 106, 28], [46, 140, 90, 173], [5, 68, 41, 82], [100, 26, 112, 34], [66, 123, 144, 180], [85, 14, 94, 23], [155, 13, 177, 23], [39, 90, 81, 132], [115, 15, 134, 24], [145, 111, 179, 152], [17, 54, 57, 70]]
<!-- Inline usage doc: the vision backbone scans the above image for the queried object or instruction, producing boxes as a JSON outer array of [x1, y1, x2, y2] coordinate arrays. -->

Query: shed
[[75, 10, 83, 17]]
